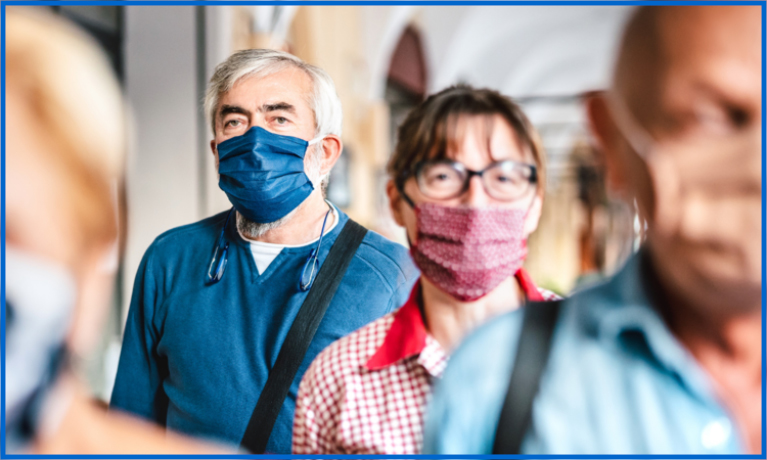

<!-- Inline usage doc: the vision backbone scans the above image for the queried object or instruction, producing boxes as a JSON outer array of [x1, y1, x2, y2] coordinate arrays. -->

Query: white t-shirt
[[239, 205, 339, 275]]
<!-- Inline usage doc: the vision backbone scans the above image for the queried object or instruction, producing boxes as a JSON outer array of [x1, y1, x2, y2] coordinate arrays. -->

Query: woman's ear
[[318, 135, 343, 176], [386, 180, 406, 227], [523, 193, 543, 238]]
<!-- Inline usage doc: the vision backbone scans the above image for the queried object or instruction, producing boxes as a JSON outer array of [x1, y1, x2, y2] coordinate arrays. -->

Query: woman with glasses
[[292, 85, 559, 455]]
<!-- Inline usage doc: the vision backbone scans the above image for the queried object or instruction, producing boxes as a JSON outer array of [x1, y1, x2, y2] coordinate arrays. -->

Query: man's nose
[[250, 119, 266, 130], [460, 175, 490, 207]]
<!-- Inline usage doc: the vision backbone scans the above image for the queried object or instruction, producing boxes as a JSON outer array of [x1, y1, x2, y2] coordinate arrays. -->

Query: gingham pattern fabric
[[412, 203, 528, 302], [293, 274, 560, 455]]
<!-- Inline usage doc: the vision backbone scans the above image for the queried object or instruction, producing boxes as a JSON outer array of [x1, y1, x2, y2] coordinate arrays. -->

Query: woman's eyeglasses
[[409, 159, 537, 202]]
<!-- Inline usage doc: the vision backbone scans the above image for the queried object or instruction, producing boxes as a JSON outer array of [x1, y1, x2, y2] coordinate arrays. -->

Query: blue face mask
[[216, 126, 323, 224]]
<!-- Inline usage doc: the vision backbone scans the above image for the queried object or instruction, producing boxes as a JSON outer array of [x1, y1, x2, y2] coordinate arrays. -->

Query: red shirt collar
[[364, 268, 543, 370], [517, 267, 545, 302], [365, 281, 428, 371]]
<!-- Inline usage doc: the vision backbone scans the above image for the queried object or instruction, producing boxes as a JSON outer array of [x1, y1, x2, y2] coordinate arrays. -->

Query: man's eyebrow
[[219, 105, 251, 119], [261, 102, 296, 114]]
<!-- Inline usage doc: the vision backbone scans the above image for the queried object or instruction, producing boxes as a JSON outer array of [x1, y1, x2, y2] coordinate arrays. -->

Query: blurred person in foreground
[[423, 5, 761, 455], [5, 7, 229, 454], [292, 86, 559, 455], [110, 49, 417, 453]]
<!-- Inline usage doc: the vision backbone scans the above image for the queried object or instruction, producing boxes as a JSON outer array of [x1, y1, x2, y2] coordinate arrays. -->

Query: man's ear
[[386, 179, 406, 227], [210, 140, 219, 171], [586, 93, 629, 198], [318, 135, 343, 176], [523, 193, 543, 238]]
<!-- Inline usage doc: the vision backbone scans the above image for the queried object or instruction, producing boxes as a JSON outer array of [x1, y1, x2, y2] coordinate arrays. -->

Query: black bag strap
[[240, 219, 368, 453], [492, 299, 563, 454]]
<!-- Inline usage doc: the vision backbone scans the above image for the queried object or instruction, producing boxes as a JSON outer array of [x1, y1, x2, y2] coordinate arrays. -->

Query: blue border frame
[[0, 457, 763, 460], [1, 1, 6, 458], [761, 1, 766, 458], [1, 1, 765, 459], [0, 1, 764, 5]]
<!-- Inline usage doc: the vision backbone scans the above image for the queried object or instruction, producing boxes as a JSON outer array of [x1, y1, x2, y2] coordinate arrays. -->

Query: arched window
[[385, 25, 428, 147]]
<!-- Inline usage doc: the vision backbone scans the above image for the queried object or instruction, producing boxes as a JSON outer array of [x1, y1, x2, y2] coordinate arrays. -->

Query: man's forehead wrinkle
[[214, 64, 318, 135], [273, 65, 317, 123]]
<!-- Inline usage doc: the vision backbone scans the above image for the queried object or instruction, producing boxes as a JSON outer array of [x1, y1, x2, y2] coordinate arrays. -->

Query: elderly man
[[424, 5, 761, 455], [111, 49, 418, 453]]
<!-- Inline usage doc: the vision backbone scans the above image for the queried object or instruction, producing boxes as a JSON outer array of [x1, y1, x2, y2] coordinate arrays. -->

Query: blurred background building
[[43, 4, 639, 401]]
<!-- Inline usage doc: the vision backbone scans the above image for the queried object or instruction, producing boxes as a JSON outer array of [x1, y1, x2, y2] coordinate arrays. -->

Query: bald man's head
[[613, 5, 760, 132], [612, 6, 661, 115], [587, 4, 762, 319]]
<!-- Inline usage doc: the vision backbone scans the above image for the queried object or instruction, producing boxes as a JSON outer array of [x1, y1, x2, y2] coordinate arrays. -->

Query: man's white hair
[[204, 49, 343, 138]]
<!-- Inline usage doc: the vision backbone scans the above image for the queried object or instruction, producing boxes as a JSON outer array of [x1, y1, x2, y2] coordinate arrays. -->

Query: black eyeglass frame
[[398, 159, 538, 207]]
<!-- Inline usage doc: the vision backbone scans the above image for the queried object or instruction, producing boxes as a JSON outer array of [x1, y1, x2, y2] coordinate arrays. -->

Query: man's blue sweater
[[111, 208, 418, 453]]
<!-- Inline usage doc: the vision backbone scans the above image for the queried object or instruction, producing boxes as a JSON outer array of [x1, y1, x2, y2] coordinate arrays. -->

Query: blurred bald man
[[423, 5, 762, 455]]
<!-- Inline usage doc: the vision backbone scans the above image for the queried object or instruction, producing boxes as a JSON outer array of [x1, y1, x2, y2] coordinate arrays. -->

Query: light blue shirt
[[424, 252, 744, 455]]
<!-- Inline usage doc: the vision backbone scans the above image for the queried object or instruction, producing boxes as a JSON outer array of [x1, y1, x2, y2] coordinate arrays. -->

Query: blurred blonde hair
[[6, 7, 125, 250]]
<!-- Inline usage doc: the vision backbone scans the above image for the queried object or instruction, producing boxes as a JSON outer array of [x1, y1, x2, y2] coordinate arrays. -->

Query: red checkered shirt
[[292, 269, 560, 455]]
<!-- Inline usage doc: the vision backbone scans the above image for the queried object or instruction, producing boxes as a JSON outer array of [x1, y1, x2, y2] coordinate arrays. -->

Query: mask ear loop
[[395, 178, 418, 250], [395, 166, 420, 208], [397, 184, 416, 209], [307, 135, 325, 146], [605, 92, 680, 238], [393, 179, 425, 314]]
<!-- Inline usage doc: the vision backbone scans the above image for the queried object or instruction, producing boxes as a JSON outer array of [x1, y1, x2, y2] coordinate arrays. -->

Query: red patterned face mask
[[410, 202, 528, 302]]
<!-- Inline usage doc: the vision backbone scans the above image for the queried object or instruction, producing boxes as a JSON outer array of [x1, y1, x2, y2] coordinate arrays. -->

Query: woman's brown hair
[[388, 85, 546, 195]]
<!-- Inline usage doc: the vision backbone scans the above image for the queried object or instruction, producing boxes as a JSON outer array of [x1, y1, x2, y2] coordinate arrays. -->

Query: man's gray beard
[[236, 206, 298, 239], [237, 143, 326, 240]]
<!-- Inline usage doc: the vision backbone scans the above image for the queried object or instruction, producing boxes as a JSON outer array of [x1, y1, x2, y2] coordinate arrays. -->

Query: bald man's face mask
[[607, 93, 761, 309]]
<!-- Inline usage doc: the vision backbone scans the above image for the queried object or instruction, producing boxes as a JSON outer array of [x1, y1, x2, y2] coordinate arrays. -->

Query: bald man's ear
[[586, 93, 629, 199]]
